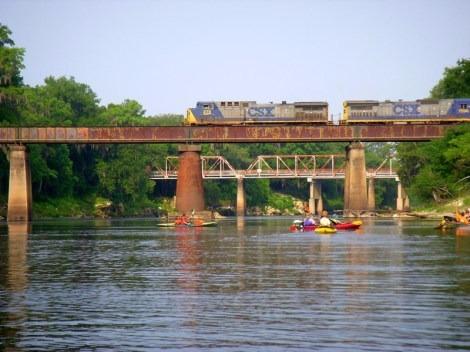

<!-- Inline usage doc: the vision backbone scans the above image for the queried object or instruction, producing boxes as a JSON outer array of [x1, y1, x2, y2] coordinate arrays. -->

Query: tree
[[101, 99, 146, 126], [96, 144, 167, 213], [39, 76, 102, 125], [430, 59, 470, 99], [0, 23, 25, 126], [397, 59, 470, 204], [0, 23, 24, 87]]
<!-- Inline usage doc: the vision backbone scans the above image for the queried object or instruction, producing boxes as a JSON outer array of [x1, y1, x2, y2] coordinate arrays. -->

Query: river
[[1, 217, 469, 351]]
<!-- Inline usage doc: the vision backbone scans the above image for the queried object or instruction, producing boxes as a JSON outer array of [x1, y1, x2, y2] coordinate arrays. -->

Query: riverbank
[[7, 192, 470, 220], [406, 193, 470, 219]]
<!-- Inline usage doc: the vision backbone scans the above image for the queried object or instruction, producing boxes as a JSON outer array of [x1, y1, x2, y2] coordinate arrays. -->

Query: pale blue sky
[[2, 0, 470, 116]]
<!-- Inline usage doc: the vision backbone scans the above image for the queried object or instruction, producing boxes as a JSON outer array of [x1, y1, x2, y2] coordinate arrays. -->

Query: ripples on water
[[1, 218, 469, 351]]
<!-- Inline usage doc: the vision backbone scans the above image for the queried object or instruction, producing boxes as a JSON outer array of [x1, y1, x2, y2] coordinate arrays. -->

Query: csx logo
[[248, 107, 275, 117], [393, 104, 420, 116]]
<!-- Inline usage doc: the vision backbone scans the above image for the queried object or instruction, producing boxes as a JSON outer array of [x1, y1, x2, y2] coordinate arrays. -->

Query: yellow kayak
[[315, 226, 337, 234]]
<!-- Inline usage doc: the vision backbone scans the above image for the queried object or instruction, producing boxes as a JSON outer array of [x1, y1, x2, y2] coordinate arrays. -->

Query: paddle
[[330, 218, 342, 225]]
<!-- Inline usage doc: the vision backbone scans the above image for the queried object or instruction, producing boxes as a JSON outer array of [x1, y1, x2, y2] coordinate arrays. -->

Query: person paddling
[[319, 210, 333, 227], [303, 214, 315, 226]]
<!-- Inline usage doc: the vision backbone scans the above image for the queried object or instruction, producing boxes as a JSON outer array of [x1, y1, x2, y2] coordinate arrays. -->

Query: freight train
[[184, 99, 470, 125]]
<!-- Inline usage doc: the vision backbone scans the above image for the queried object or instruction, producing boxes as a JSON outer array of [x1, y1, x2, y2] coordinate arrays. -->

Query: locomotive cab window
[[461, 104, 468, 109], [202, 104, 212, 115]]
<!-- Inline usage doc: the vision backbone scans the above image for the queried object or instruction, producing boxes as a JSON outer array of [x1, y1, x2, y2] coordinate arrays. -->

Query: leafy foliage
[[398, 58, 470, 205], [430, 59, 470, 99]]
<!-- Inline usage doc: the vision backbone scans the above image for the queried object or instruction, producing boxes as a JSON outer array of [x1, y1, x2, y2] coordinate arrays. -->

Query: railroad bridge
[[0, 123, 460, 221]]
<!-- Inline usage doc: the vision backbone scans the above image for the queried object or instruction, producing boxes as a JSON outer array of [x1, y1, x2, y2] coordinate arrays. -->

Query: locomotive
[[184, 100, 329, 125], [343, 99, 470, 123], [184, 99, 470, 125]]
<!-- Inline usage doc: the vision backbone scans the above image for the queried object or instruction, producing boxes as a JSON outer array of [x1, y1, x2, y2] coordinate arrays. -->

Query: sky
[[2, 0, 470, 116]]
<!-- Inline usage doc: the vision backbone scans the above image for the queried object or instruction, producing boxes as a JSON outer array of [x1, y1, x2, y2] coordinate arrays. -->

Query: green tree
[[0, 23, 25, 126], [101, 99, 146, 126], [430, 59, 470, 98], [96, 144, 166, 212], [0, 23, 24, 87], [397, 59, 470, 204], [29, 144, 76, 199], [38, 76, 102, 125]]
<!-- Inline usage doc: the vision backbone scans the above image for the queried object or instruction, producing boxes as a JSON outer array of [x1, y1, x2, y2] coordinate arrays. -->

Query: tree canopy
[[398, 58, 470, 203], [430, 59, 470, 99]]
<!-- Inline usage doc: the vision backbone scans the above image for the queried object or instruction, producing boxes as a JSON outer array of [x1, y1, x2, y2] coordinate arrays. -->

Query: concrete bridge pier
[[7, 145, 32, 222], [367, 177, 376, 211], [308, 179, 323, 215], [344, 142, 367, 216], [175, 145, 204, 213], [236, 176, 246, 216], [396, 181, 410, 212]]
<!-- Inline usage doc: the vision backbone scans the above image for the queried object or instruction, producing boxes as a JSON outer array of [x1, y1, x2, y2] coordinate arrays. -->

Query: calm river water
[[1, 217, 470, 351]]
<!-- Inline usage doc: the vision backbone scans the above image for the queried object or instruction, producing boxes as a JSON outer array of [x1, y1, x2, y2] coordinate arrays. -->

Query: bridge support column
[[8, 145, 32, 222], [308, 180, 314, 215], [367, 177, 376, 211], [308, 179, 323, 215], [396, 181, 410, 212], [175, 145, 204, 213], [344, 142, 367, 216], [236, 177, 246, 216]]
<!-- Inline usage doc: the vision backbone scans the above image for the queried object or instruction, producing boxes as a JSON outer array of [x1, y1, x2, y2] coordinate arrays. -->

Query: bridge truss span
[[150, 154, 398, 180]]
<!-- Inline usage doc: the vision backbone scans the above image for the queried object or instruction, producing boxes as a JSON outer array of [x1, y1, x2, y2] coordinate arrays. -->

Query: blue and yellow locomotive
[[184, 100, 329, 125], [342, 99, 470, 123]]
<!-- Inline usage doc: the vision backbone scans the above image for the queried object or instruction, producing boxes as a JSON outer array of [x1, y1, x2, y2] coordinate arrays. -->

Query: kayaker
[[319, 210, 332, 227], [304, 202, 310, 216], [303, 214, 315, 226], [181, 213, 190, 225], [456, 211, 469, 224]]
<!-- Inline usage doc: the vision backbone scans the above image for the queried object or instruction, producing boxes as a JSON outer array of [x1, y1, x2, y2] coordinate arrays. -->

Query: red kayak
[[290, 220, 361, 232], [334, 222, 361, 230]]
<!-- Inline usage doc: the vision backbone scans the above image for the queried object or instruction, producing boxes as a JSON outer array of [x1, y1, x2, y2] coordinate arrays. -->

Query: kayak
[[157, 221, 217, 228], [188, 221, 218, 227], [334, 222, 361, 230], [315, 226, 337, 234], [290, 220, 361, 232], [157, 222, 177, 227]]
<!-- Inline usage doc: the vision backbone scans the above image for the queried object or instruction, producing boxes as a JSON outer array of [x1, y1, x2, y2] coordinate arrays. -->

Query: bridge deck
[[0, 123, 459, 143]]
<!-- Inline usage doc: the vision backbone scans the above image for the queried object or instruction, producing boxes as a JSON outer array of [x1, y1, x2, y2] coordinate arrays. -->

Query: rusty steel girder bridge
[[0, 123, 458, 143], [1, 121, 462, 221], [150, 154, 397, 180]]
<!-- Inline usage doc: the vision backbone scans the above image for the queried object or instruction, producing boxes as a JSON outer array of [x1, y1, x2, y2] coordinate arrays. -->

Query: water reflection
[[7, 223, 30, 291], [176, 231, 202, 292], [1, 223, 31, 351], [236, 216, 245, 233], [456, 226, 470, 237]]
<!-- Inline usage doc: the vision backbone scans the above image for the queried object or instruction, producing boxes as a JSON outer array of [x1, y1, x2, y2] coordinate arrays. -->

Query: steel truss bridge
[[150, 154, 398, 180]]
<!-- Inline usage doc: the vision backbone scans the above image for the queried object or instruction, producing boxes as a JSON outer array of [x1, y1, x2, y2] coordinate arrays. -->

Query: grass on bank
[[32, 195, 167, 218], [411, 192, 470, 216]]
